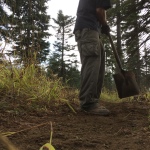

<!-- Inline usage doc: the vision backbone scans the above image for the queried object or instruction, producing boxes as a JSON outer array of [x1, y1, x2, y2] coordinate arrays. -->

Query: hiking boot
[[81, 105, 110, 116]]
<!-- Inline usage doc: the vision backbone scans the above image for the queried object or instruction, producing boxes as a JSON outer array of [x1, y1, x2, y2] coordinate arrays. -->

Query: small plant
[[0, 63, 67, 109], [40, 122, 55, 150], [101, 88, 121, 102]]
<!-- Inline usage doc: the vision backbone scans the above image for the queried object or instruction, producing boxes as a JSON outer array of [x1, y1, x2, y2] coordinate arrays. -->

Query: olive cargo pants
[[75, 29, 105, 110]]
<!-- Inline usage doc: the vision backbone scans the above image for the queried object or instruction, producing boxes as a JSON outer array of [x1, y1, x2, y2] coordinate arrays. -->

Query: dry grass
[[0, 62, 78, 114]]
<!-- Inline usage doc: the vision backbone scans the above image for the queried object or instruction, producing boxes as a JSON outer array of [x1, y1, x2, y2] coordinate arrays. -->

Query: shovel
[[108, 33, 140, 99]]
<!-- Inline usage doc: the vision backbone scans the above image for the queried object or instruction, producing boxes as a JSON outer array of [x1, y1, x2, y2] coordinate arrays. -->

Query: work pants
[[75, 29, 105, 110]]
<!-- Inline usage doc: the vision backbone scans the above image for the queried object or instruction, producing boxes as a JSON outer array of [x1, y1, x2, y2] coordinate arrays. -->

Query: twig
[[50, 122, 53, 145], [114, 127, 123, 136], [5, 122, 50, 137], [0, 134, 19, 150], [123, 112, 132, 119]]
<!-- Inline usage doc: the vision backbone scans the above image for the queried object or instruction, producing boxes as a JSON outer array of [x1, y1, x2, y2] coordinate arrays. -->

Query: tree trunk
[[61, 25, 65, 82], [116, 0, 122, 72], [116, 0, 122, 58]]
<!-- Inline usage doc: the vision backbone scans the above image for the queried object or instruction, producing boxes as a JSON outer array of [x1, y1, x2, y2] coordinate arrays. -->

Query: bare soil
[[0, 100, 150, 150]]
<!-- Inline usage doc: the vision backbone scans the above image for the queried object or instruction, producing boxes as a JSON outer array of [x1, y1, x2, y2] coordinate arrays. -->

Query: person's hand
[[101, 24, 110, 35]]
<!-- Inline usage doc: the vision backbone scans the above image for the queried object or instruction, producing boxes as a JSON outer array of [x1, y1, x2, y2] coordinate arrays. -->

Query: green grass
[[101, 88, 121, 103], [0, 62, 150, 114], [0, 63, 72, 113], [0, 64, 62, 101]]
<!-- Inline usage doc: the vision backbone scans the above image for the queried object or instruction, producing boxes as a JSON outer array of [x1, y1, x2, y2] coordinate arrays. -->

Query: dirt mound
[[0, 101, 150, 150]]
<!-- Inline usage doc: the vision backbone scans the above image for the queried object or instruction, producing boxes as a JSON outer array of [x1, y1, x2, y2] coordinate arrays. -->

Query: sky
[[47, 0, 79, 19], [46, 0, 81, 65], [1, 0, 81, 66], [47, 0, 79, 39]]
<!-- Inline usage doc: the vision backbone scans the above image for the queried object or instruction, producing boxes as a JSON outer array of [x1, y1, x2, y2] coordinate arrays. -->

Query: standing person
[[74, 0, 112, 116]]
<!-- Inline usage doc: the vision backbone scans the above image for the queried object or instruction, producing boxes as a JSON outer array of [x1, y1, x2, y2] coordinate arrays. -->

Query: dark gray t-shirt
[[73, 0, 112, 33]]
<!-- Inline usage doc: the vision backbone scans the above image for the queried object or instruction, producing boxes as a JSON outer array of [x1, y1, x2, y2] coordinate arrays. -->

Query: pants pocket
[[81, 41, 100, 56]]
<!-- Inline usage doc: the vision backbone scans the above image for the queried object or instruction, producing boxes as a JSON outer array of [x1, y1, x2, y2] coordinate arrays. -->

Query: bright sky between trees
[[47, 0, 79, 35], [47, 0, 79, 18], [47, 1, 80, 54], [47, 0, 81, 67]]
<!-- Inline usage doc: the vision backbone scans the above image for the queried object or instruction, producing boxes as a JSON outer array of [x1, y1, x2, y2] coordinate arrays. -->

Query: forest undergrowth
[[0, 62, 150, 150], [0, 62, 150, 113]]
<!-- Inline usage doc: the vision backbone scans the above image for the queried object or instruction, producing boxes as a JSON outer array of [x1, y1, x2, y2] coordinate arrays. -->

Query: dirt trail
[[0, 101, 150, 150]]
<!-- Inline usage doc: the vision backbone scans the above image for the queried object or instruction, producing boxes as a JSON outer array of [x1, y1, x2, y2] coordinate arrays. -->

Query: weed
[[101, 88, 121, 103], [0, 63, 74, 113]]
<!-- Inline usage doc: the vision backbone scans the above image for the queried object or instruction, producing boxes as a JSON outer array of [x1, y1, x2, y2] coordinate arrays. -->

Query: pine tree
[[0, 1, 9, 41], [107, 0, 150, 88], [47, 41, 62, 78], [4, 0, 51, 66], [50, 10, 79, 83], [141, 44, 150, 89], [47, 50, 80, 88], [121, 0, 150, 86]]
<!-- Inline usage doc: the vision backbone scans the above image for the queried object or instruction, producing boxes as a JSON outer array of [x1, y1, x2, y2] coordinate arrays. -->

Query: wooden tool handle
[[108, 33, 123, 71]]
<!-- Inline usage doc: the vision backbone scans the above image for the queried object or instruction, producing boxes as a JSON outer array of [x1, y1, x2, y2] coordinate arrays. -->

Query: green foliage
[[40, 122, 55, 150], [103, 72, 115, 91], [101, 88, 120, 103], [106, 0, 150, 89], [0, 63, 63, 104], [0, 1, 9, 41], [1, 0, 150, 93], [47, 10, 80, 86], [3, 0, 51, 65], [65, 66, 80, 88]]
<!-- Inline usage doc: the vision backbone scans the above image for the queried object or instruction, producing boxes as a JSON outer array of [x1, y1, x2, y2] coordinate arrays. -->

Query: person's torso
[[74, 0, 99, 33]]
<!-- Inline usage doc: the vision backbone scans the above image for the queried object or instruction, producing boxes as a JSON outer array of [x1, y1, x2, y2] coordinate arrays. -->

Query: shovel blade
[[113, 71, 140, 99]]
